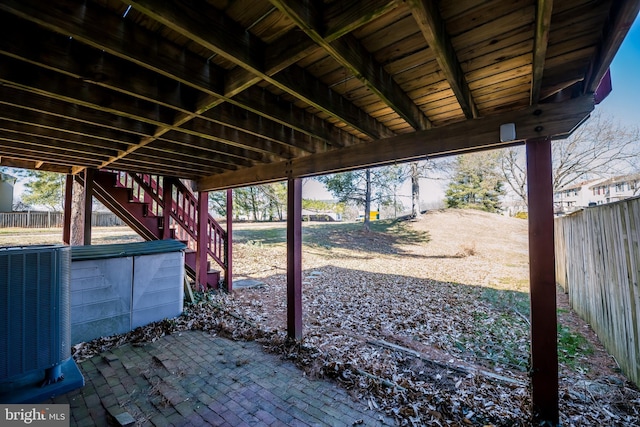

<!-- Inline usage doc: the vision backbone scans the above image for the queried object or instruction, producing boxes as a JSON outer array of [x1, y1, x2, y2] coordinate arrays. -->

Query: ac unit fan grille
[[0, 246, 71, 381]]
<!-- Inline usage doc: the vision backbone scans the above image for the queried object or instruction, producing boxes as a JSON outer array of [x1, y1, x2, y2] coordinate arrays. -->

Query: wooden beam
[[0, 65, 292, 167], [106, 161, 201, 181], [0, 143, 104, 167], [201, 103, 325, 154], [162, 183, 172, 240], [409, 0, 479, 119], [230, 88, 361, 148], [0, 57, 175, 126], [225, 189, 233, 293], [128, 0, 393, 140], [0, 86, 156, 138], [0, 0, 224, 95], [108, 158, 221, 178], [526, 136, 558, 424], [287, 177, 303, 340], [0, 15, 199, 113], [176, 118, 302, 159], [2, 0, 367, 150], [153, 136, 265, 166], [226, 0, 399, 94], [197, 95, 594, 191], [586, 0, 640, 92], [0, 157, 70, 174], [71, 166, 85, 175], [0, 0, 362, 151], [83, 168, 94, 246], [530, 0, 554, 104], [115, 153, 226, 175], [141, 144, 246, 170], [323, 0, 400, 40], [270, 0, 430, 131], [0, 118, 130, 153], [0, 139, 108, 165], [196, 191, 209, 291], [63, 174, 73, 245], [273, 66, 394, 139]]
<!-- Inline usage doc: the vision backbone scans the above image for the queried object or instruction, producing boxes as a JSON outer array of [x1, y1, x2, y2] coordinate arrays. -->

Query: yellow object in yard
[[357, 211, 379, 221]]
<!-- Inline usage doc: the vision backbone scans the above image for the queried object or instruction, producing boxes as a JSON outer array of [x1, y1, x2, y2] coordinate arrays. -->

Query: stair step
[[184, 250, 196, 266], [207, 270, 221, 287], [92, 170, 227, 291]]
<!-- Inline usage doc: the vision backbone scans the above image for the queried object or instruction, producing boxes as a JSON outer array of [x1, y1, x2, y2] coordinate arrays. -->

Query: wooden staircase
[[75, 170, 227, 290]]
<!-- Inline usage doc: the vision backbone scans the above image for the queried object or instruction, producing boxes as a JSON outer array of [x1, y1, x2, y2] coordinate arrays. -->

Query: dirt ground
[[225, 210, 639, 426], [4, 212, 639, 425], [0, 226, 143, 246]]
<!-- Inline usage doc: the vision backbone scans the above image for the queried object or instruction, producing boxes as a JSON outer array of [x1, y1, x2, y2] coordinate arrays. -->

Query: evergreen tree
[[445, 152, 505, 213], [22, 171, 66, 211], [208, 190, 228, 216]]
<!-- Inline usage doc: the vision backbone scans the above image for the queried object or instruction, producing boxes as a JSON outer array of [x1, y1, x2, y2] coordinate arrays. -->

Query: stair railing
[[110, 170, 226, 271], [168, 178, 226, 269]]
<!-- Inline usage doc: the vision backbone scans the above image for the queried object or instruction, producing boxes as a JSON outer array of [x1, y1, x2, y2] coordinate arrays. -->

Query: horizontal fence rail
[[555, 197, 640, 386], [0, 211, 124, 228]]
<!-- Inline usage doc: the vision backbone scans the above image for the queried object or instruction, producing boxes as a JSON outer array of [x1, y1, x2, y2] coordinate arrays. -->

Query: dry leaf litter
[[72, 210, 640, 426]]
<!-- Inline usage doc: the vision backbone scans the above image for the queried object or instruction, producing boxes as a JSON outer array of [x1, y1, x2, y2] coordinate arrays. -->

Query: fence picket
[[0, 212, 124, 228], [555, 197, 640, 387]]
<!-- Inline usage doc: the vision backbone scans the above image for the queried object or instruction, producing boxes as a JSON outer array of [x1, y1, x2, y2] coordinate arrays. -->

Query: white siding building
[[0, 173, 16, 212], [553, 178, 605, 214], [554, 174, 640, 215], [589, 174, 640, 204]]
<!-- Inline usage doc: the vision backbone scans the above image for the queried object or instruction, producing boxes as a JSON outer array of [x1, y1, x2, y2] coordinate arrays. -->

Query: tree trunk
[[70, 179, 84, 245], [411, 162, 421, 219], [364, 168, 371, 232], [250, 187, 259, 221]]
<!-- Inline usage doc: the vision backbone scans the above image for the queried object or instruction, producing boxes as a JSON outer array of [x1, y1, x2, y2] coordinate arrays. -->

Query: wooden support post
[[83, 168, 94, 246], [526, 136, 559, 424], [225, 188, 233, 293], [196, 191, 209, 291], [287, 178, 303, 340], [63, 174, 73, 245], [162, 179, 172, 239]]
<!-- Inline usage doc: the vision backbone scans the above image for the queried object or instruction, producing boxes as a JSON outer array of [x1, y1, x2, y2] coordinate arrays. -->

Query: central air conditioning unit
[[0, 245, 84, 403]]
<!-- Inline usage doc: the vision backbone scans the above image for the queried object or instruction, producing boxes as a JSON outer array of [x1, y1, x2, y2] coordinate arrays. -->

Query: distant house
[[588, 174, 640, 205], [301, 209, 342, 222], [553, 178, 605, 214], [502, 200, 528, 217], [0, 172, 16, 213], [554, 174, 640, 215]]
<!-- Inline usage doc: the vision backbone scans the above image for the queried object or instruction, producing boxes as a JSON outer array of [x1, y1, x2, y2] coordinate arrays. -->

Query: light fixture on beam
[[500, 123, 516, 142]]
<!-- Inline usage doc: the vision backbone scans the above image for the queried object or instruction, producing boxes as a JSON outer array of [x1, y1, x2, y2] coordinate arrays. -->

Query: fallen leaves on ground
[[73, 211, 640, 426]]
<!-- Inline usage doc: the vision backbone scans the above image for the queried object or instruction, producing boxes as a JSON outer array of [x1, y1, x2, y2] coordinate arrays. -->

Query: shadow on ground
[[233, 219, 431, 256]]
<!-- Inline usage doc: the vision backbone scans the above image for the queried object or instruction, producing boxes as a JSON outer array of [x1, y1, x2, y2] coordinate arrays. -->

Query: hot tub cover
[[72, 240, 186, 261]]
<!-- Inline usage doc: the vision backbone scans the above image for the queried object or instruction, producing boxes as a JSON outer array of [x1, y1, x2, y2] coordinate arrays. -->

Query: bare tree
[[408, 159, 452, 218], [500, 112, 640, 204], [500, 148, 528, 203]]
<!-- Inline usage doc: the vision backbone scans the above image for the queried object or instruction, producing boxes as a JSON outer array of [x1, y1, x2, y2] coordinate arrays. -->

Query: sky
[[597, 14, 640, 127]]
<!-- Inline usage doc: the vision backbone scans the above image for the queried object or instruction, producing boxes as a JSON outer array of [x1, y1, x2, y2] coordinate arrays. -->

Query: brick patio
[[48, 331, 393, 426]]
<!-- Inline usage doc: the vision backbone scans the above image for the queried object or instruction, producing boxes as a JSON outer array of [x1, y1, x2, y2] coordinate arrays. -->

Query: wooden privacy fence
[[555, 197, 640, 387], [0, 211, 124, 228]]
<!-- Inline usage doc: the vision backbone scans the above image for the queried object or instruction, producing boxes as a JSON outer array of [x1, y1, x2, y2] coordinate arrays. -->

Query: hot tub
[[70, 240, 186, 344]]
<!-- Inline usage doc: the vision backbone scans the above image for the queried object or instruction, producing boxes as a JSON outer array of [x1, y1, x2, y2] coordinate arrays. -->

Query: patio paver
[[48, 331, 394, 426]]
